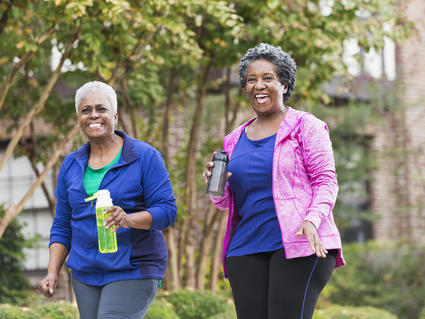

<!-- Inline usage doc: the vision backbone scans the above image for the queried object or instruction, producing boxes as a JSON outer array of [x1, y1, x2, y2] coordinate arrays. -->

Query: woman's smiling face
[[77, 90, 117, 140], [245, 59, 287, 117]]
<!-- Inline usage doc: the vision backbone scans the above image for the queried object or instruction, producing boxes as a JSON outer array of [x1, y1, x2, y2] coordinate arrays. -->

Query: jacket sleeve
[[49, 156, 72, 251], [301, 115, 339, 229], [142, 148, 177, 230]]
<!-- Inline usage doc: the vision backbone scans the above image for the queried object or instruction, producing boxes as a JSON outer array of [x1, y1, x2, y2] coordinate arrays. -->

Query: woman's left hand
[[296, 221, 328, 258], [104, 206, 131, 231]]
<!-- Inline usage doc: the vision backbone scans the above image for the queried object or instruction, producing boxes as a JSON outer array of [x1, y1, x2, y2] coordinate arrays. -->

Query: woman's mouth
[[255, 94, 270, 104], [88, 123, 102, 129]]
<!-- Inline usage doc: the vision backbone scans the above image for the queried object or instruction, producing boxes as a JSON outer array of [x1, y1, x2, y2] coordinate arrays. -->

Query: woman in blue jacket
[[38, 81, 177, 319]]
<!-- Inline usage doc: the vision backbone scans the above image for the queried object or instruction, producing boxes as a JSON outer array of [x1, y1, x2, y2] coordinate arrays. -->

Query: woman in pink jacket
[[204, 43, 345, 319]]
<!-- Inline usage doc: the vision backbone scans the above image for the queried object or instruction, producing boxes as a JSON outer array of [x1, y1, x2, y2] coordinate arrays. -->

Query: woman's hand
[[104, 206, 131, 231], [38, 273, 58, 297], [203, 152, 232, 184], [296, 221, 328, 258]]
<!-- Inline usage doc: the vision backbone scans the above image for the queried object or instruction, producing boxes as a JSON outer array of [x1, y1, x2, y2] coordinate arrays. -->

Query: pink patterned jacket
[[211, 107, 346, 276]]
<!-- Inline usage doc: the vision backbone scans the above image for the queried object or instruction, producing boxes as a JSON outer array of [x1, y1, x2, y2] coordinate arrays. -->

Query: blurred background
[[0, 0, 424, 318]]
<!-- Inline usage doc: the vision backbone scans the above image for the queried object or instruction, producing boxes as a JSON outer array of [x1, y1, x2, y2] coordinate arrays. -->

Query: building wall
[[372, 0, 425, 242]]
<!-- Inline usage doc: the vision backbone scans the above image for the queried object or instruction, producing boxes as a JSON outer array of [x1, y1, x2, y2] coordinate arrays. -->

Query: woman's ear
[[114, 112, 119, 125], [282, 84, 288, 94]]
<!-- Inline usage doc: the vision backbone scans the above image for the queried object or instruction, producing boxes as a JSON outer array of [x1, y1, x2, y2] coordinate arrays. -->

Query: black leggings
[[226, 248, 337, 319]]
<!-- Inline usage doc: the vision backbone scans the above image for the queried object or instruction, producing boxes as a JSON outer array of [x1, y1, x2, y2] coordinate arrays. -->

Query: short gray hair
[[239, 43, 297, 103], [75, 81, 118, 114]]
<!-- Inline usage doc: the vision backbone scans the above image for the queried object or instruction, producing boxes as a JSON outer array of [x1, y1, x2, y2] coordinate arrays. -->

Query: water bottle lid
[[96, 189, 113, 207], [212, 150, 229, 163]]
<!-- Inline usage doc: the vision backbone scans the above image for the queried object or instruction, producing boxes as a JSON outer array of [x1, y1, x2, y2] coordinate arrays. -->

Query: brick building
[[371, 0, 425, 243]]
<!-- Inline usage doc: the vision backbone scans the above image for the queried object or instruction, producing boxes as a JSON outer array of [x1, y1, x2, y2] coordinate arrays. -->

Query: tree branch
[[0, 24, 80, 173], [0, 125, 79, 238], [0, 24, 55, 111]]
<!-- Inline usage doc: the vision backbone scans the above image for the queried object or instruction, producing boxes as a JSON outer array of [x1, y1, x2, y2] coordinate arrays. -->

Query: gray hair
[[75, 81, 118, 114], [239, 43, 297, 103]]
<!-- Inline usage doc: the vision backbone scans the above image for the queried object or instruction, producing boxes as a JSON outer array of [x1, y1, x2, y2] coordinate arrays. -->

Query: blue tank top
[[226, 128, 283, 257]]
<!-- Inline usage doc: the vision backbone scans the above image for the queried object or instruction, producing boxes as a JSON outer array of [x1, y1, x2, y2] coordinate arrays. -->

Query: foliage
[[33, 302, 79, 319], [208, 310, 237, 319], [165, 290, 233, 319], [0, 0, 414, 292], [313, 305, 397, 319], [145, 299, 179, 319], [0, 207, 31, 305], [325, 241, 425, 319], [0, 302, 78, 319]]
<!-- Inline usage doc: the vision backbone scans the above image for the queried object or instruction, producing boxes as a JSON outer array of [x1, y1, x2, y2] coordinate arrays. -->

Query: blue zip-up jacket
[[49, 130, 177, 286]]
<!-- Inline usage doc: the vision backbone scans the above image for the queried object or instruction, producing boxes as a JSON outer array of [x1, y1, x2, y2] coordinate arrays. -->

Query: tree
[[0, 0, 411, 293]]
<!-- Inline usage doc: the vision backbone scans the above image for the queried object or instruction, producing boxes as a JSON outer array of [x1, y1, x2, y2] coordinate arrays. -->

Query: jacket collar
[[73, 130, 139, 165], [227, 107, 307, 147]]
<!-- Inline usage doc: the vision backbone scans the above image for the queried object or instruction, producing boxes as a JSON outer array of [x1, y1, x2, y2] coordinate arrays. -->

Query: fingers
[[203, 161, 214, 184], [38, 276, 56, 297], [104, 206, 129, 231], [296, 222, 328, 258]]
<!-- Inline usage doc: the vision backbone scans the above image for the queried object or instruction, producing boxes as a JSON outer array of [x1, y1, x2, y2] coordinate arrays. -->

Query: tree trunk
[[0, 24, 80, 173], [183, 60, 212, 289], [27, 155, 56, 217], [177, 218, 187, 285], [164, 227, 180, 290], [210, 212, 227, 292], [120, 78, 139, 139], [161, 68, 176, 164], [0, 25, 55, 111], [196, 202, 219, 290], [0, 125, 79, 238], [0, 0, 11, 35]]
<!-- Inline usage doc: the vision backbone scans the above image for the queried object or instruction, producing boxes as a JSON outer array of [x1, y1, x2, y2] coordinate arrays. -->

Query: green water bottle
[[96, 189, 117, 253]]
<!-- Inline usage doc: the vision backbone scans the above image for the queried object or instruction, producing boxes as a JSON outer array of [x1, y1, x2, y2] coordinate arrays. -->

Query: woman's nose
[[89, 110, 99, 118], [255, 79, 266, 89]]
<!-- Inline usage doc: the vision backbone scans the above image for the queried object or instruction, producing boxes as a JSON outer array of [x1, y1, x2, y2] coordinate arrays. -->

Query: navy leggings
[[72, 277, 158, 319], [226, 248, 337, 319]]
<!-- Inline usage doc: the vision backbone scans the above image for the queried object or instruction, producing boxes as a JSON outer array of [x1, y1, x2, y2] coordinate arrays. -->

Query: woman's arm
[[301, 115, 339, 230], [38, 243, 69, 297]]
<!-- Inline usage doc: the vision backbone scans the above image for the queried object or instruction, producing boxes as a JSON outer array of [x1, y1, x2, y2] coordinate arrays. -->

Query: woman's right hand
[[203, 152, 231, 184], [38, 273, 58, 297]]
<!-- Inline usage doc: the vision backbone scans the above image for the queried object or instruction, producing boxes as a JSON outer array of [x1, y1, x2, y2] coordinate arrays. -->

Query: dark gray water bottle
[[206, 150, 229, 198]]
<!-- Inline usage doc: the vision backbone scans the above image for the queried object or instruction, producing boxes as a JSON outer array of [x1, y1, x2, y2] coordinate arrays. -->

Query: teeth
[[89, 123, 102, 128], [256, 94, 268, 98]]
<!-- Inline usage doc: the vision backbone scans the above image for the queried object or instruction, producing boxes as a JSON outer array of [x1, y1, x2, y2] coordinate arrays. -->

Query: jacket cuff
[[49, 237, 71, 251], [304, 214, 321, 230], [148, 207, 169, 230]]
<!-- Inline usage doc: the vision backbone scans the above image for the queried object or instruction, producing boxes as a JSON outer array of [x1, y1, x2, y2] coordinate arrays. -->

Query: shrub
[[313, 305, 397, 319], [0, 302, 78, 319], [0, 304, 40, 319], [33, 302, 78, 319], [166, 290, 233, 319], [208, 310, 237, 319], [326, 241, 425, 319], [145, 299, 178, 319]]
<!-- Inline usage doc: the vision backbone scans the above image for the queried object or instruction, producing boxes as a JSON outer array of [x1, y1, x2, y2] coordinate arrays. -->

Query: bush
[[33, 302, 79, 319], [145, 299, 178, 319], [166, 290, 233, 319], [0, 207, 31, 305], [0, 302, 78, 319], [313, 305, 398, 319], [326, 241, 425, 319], [0, 304, 39, 319], [208, 310, 237, 319]]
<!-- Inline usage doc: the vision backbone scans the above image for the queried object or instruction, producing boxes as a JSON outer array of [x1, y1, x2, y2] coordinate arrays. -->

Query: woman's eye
[[247, 78, 256, 83], [265, 77, 273, 81]]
